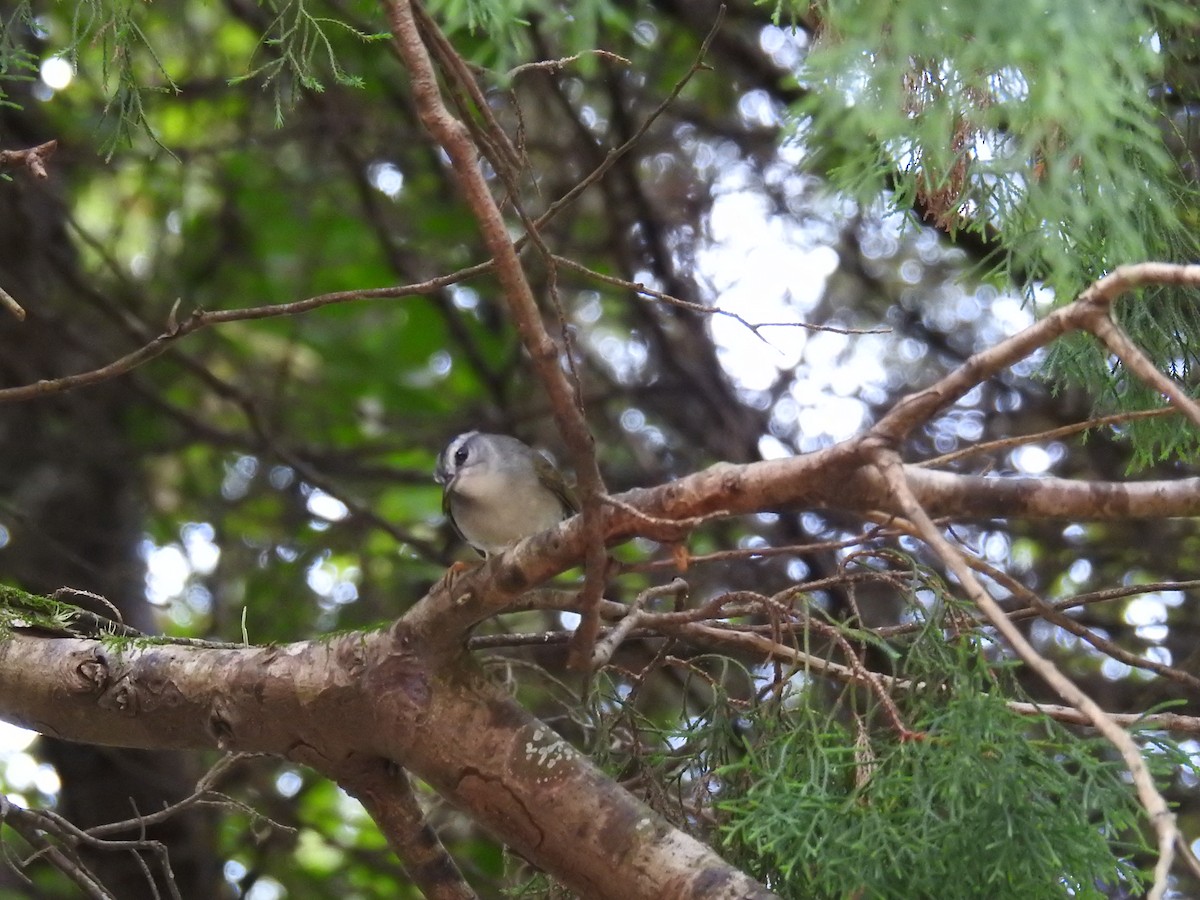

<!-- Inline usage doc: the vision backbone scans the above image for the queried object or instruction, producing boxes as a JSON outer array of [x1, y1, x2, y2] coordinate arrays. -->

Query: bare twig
[[1005, 702, 1200, 733], [967, 554, 1200, 692], [919, 407, 1175, 469], [0, 273, 474, 406], [0, 140, 57, 179], [533, 7, 725, 237], [52, 587, 124, 625], [1, 794, 174, 900], [600, 493, 725, 541], [553, 254, 887, 342], [508, 49, 632, 79], [81, 753, 284, 841], [0, 284, 26, 321], [591, 579, 687, 667]]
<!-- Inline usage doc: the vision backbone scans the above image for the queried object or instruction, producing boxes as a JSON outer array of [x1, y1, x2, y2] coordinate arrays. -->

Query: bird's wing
[[534, 453, 580, 516]]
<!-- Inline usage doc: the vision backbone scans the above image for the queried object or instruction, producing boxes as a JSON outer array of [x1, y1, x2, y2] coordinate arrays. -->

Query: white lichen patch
[[522, 726, 574, 779]]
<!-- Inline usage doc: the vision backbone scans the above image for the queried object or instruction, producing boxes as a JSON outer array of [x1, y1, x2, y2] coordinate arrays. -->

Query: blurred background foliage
[[0, 0, 1199, 897]]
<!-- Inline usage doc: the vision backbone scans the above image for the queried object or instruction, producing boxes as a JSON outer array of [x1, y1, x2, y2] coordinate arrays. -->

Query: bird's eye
[[454, 446, 469, 466]]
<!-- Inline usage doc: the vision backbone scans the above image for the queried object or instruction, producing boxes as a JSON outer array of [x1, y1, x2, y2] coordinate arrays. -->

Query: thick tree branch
[[0, 630, 775, 899], [403, 447, 1200, 651]]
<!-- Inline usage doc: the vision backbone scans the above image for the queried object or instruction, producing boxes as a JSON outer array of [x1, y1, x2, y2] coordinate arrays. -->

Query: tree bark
[[0, 627, 776, 899]]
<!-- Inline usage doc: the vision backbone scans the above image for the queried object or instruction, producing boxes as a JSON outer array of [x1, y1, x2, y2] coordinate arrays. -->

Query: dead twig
[[0, 284, 26, 321], [0, 140, 56, 179], [591, 579, 688, 667]]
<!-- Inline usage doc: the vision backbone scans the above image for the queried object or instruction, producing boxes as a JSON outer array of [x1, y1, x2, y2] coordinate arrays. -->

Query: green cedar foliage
[[789, 0, 1200, 465], [719, 635, 1150, 899]]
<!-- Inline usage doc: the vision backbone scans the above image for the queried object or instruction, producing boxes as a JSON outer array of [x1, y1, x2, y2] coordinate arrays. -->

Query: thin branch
[[600, 493, 725, 540], [0, 284, 26, 321], [82, 753, 285, 840], [553, 254, 886, 341], [0, 139, 57, 179], [336, 758, 476, 900], [591, 579, 687, 667], [0, 273, 475, 406], [918, 407, 1175, 469], [965, 553, 1200, 692], [1, 794, 169, 900], [508, 49, 632, 79], [11, 755, 287, 900], [1005, 702, 1200, 733], [532, 7, 725, 236]]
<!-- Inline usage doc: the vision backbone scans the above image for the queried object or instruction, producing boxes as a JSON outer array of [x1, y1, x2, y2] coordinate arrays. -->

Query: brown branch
[[0, 274, 475, 406], [1004, 703, 1200, 732], [1037, 580, 1200, 621], [1, 792, 184, 900], [965, 554, 1200, 692], [78, 752, 285, 842], [385, 0, 611, 672], [0, 140, 57, 179], [0, 284, 26, 321], [0, 5, 757, 422], [874, 262, 1200, 445], [899, 468, 1200, 519], [0, 630, 777, 900], [507, 49, 633, 79], [335, 758, 476, 900], [591, 579, 687, 667], [1, 796, 113, 899], [1087, 310, 1200, 429]]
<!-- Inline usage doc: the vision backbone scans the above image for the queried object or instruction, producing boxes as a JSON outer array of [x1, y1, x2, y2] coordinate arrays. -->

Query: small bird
[[435, 431, 578, 556]]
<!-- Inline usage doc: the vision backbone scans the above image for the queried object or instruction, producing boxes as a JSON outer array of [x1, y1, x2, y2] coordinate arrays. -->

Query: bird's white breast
[[450, 466, 567, 554]]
